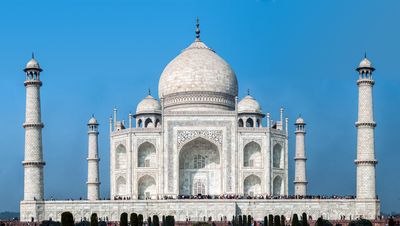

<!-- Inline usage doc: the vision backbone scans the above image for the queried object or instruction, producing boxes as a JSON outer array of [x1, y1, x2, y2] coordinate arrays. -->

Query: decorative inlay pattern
[[137, 138, 157, 148], [177, 130, 222, 149], [243, 139, 262, 148]]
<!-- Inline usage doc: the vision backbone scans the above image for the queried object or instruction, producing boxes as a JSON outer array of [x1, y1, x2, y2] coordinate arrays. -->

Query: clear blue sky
[[0, 0, 399, 214]]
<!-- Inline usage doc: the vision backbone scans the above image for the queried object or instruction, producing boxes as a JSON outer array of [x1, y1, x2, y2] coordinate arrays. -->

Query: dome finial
[[364, 52, 367, 59], [195, 17, 200, 40], [247, 88, 250, 96], [148, 88, 151, 96], [32, 52, 35, 59]]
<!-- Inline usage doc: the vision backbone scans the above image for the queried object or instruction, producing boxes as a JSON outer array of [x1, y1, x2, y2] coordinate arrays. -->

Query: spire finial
[[195, 17, 200, 40], [148, 88, 151, 96], [247, 89, 250, 96], [364, 52, 367, 59], [92, 113, 95, 118], [32, 52, 35, 59]]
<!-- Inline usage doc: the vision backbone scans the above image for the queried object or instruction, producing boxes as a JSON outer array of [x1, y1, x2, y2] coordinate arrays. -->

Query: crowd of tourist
[[113, 196, 132, 200], [166, 194, 356, 200], [110, 194, 356, 200]]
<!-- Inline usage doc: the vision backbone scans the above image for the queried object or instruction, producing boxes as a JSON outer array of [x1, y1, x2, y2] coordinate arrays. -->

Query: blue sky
[[0, 0, 399, 214]]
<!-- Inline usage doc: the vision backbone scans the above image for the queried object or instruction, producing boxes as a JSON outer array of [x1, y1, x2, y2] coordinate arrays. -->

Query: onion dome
[[158, 19, 238, 110], [295, 117, 305, 125], [24, 53, 42, 72], [359, 58, 372, 68], [357, 53, 375, 72], [88, 116, 99, 125], [136, 94, 161, 115], [159, 40, 238, 98], [238, 95, 262, 114]]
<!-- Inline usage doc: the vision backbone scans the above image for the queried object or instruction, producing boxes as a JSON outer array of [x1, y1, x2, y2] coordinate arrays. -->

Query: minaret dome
[[356, 54, 375, 78], [24, 53, 42, 72]]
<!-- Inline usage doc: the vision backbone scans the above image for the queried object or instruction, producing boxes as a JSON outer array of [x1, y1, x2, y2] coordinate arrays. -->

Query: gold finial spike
[[196, 17, 200, 40]]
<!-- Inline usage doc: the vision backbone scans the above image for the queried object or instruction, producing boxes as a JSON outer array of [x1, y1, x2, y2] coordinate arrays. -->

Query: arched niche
[[115, 144, 127, 170], [273, 143, 283, 168], [273, 175, 283, 196], [246, 118, 254, 127], [243, 174, 261, 196], [138, 175, 156, 200], [116, 176, 127, 196], [243, 141, 261, 168], [179, 137, 221, 195], [138, 142, 156, 167], [144, 118, 153, 128], [238, 119, 244, 127]]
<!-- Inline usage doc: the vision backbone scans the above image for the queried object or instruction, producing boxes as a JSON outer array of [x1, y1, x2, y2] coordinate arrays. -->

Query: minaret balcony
[[355, 121, 376, 128], [294, 156, 307, 161], [293, 180, 308, 184], [354, 160, 378, 165], [23, 122, 44, 128], [357, 79, 375, 86], [24, 80, 42, 87], [22, 161, 46, 166]]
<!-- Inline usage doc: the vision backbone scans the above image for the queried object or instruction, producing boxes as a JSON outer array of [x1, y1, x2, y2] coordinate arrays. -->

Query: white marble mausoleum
[[20, 22, 380, 222]]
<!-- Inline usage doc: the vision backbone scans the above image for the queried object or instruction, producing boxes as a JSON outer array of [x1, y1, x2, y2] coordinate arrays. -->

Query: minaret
[[294, 116, 307, 196], [23, 53, 45, 201], [355, 55, 377, 199], [87, 115, 100, 200]]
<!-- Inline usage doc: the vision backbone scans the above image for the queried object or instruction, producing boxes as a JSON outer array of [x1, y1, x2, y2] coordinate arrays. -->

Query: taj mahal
[[20, 21, 380, 222]]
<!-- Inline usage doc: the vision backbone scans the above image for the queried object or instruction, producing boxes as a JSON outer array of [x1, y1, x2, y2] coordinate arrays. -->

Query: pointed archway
[[179, 137, 221, 195]]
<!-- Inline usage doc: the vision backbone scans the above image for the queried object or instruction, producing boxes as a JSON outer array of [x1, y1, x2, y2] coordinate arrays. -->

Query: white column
[[355, 62, 377, 200], [87, 118, 100, 200], [23, 60, 45, 201], [294, 118, 307, 196]]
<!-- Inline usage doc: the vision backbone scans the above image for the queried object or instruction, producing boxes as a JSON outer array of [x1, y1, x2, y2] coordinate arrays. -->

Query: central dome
[[158, 38, 238, 110]]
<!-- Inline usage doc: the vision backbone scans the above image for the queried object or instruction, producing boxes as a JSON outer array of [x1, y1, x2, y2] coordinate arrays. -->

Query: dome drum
[[162, 91, 236, 110], [238, 111, 265, 117], [135, 110, 162, 117]]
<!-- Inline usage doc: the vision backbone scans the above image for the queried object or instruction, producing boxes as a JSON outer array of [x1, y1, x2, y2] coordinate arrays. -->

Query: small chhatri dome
[[88, 116, 98, 125], [25, 53, 42, 71], [295, 116, 305, 124], [238, 95, 262, 113], [136, 94, 161, 114]]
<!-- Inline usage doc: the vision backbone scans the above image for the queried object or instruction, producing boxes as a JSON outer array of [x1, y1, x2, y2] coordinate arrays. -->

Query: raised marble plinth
[[20, 199, 380, 222]]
